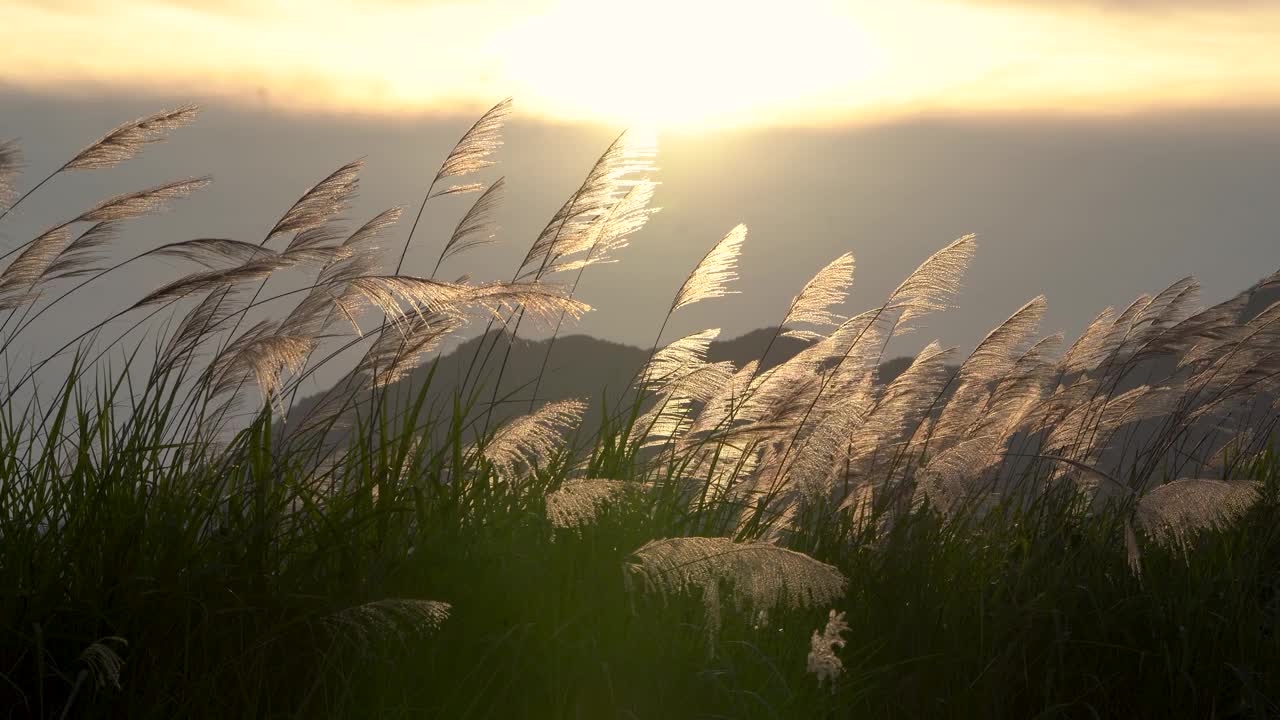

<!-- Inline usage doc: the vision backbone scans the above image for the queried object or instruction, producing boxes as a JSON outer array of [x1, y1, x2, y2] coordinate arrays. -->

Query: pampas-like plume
[[1150, 294, 1251, 366], [43, 221, 119, 281], [77, 636, 128, 690], [435, 178, 505, 272], [625, 537, 847, 643], [0, 226, 71, 309], [356, 313, 464, 388], [1094, 293, 1152, 367], [664, 361, 737, 406], [208, 321, 313, 402], [465, 281, 592, 328], [914, 430, 1005, 515], [144, 237, 275, 269], [476, 399, 586, 478], [428, 98, 512, 195], [928, 297, 1046, 448], [0, 139, 19, 206], [1134, 276, 1199, 334], [519, 131, 657, 279], [1135, 478, 1259, 548], [846, 341, 957, 468], [324, 599, 450, 649], [1109, 277, 1200, 364], [1125, 520, 1143, 578], [280, 209, 401, 336], [687, 359, 761, 439], [630, 392, 695, 450], [0, 178, 209, 307], [545, 478, 632, 529], [266, 160, 361, 241], [807, 609, 849, 690], [958, 296, 1047, 382], [345, 276, 471, 329], [783, 253, 854, 340], [1059, 307, 1117, 376], [544, 179, 659, 275], [129, 255, 293, 308], [642, 328, 720, 387], [157, 286, 247, 372], [1043, 384, 1179, 462], [983, 333, 1062, 417], [671, 224, 746, 311], [342, 207, 402, 251], [62, 105, 198, 171], [72, 176, 211, 224], [131, 237, 350, 311], [779, 385, 875, 499], [292, 254, 383, 338], [888, 234, 977, 327]]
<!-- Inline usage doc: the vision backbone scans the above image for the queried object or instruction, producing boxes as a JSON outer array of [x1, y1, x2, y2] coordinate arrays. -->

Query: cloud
[[11, 0, 259, 15], [13, 0, 493, 15], [960, 0, 1270, 9]]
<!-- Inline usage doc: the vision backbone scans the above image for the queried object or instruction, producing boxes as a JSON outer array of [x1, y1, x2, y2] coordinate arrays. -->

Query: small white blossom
[[807, 609, 849, 690]]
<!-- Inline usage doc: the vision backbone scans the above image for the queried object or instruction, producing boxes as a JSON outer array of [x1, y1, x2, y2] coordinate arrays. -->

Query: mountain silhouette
[[283, 327, 950, 446], [286, 274, 1278, 452]]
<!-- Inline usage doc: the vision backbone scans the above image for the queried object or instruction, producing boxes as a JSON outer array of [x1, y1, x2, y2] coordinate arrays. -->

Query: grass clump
[[1, 103, 1279, 718]]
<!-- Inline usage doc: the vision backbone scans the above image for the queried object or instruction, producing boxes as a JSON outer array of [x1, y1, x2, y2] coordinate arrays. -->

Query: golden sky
[[5, 0, 1280, 129]]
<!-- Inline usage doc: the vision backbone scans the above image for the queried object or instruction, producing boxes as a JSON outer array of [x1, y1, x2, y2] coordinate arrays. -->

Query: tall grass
[[1, 104, 1278, 718]]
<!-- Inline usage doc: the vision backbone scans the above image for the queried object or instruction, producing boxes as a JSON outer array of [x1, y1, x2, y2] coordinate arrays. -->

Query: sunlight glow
[[3, 0, 1280, 129], [492, 0, 885, 130]]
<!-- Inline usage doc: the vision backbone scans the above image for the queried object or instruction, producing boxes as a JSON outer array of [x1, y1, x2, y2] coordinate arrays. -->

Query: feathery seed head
[[0, 139, 20, 206], [625, 537, 847, 645], [63, 104, 198, 171], [431, 98, 513, 188], [784, 252, 854, 337], [672, 224, 746, 311], [807, 610, 849, 690]]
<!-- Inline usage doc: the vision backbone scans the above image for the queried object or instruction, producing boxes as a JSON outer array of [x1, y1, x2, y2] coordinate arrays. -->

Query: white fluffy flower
[[807, 609, 849, 690]]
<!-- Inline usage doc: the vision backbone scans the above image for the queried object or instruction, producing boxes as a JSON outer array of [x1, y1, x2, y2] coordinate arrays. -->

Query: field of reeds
[[1, 103, 1279, 719]]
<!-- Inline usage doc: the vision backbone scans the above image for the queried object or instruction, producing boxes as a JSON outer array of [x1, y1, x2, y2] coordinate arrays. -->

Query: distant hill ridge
[[288, 277, 1279, 438], [286, 327, 946, 438]]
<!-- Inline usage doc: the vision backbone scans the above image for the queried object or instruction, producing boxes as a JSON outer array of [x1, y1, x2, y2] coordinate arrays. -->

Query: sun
[[493, 0, 886, 132]]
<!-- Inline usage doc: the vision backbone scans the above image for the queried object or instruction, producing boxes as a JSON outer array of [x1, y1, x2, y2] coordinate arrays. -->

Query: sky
[[4, 0, 1280, 129], [2, 0, 1280, 393]]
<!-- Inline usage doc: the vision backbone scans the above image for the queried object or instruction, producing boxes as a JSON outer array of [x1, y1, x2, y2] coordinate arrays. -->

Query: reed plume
[[641, 328, 720, 388], [64, 105, 199, 172], [74, 176, 211, 224], [429, 98, 512, 197], [266, 160, 362, 241], [433, 178, 505, 275], [146, 237, 277, 269], [545, 478, 632, 529], [0, 139, 20, 207], [42, 221, 119, 282], [324, 599, 450, 650], [671, 224, 746, 311], [625, 537, 846, 644], [0, 226, 71, 310], [807, 609, 849, 690], [1135, 478, 1260, 548], [474, 399, 586, 478], [518, 131, 657, 281], [887, 233, 976, 328], [356, 313, 464, 388], [782, 252, 854, 341]]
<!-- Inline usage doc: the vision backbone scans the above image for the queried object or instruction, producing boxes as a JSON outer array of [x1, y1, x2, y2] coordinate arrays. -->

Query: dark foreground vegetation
[[1, 104, 1279, 718]]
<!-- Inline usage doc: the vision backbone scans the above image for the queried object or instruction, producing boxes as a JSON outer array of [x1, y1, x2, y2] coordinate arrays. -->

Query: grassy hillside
[[1, 105, 1278, 719]]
